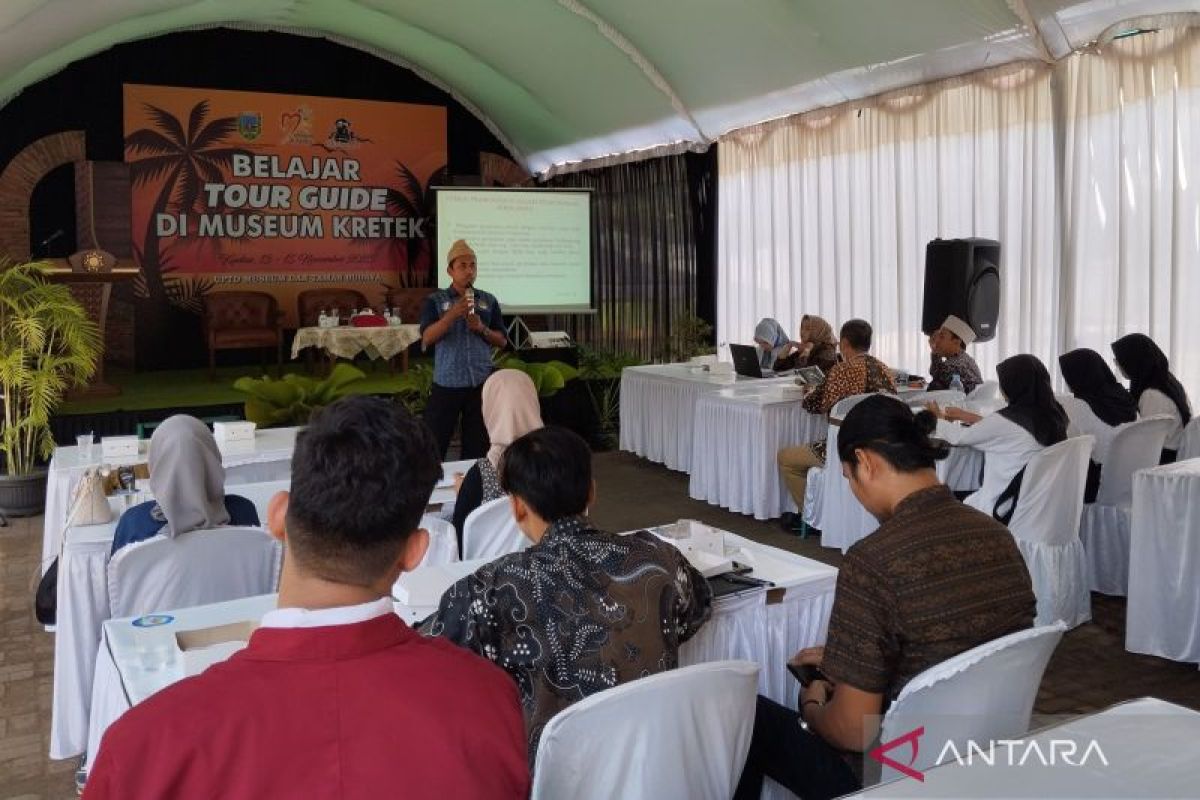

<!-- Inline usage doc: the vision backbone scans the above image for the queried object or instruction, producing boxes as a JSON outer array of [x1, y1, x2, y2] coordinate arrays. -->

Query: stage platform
[[51, 360, 429, 444]]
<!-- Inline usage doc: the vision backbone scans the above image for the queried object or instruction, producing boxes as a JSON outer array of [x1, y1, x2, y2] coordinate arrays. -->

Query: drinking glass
[[76, 433, 95, 464]]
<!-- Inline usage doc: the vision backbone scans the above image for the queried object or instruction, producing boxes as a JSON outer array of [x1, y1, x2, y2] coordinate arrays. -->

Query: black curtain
[[544, 149, 714, 362]]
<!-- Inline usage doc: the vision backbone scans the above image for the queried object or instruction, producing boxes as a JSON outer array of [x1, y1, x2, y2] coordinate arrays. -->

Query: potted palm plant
[[0, 260, 101, 517]]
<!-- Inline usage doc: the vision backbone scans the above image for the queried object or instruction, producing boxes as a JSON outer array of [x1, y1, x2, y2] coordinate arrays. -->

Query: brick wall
[[0, 131, 87, 261]]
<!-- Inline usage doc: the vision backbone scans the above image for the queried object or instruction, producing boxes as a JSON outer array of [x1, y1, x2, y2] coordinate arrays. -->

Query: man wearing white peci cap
[[927, 314, 983, 394]]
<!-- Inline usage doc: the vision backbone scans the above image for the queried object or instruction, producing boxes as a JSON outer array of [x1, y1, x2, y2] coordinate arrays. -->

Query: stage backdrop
[[123, 84, 446, 326]]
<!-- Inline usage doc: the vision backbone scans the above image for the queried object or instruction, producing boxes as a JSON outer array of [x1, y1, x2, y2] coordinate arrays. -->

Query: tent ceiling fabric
[[0, 0, 1187, 175]]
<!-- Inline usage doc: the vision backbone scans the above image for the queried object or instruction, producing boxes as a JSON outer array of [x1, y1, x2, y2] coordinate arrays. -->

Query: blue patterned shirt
[[419, 286, 505, 388]]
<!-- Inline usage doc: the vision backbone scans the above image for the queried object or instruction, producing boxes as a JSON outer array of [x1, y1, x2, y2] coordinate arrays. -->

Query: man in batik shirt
[[422, 426, 712, 763], [777, 319, 896, 531]]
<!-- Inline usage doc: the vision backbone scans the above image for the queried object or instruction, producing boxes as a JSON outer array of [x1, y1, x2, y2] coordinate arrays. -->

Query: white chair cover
[[1006, 436, 1094, 628], [1177, 416, 1200, 461], [968, 380, 1000, 402], [461, 496, 530, 561], [418, 513, 459, 567], [809, 393, 902, 551], [531, 660, 759, 800], [877, 622, 1066, 784], [1080, 416, 1174, 596], [1126, 460, 1200, 664], [107, 527, 282, 617]]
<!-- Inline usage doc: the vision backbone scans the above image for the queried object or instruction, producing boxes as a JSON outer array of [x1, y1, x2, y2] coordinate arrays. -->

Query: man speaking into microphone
[[419, 239, 508, 459]]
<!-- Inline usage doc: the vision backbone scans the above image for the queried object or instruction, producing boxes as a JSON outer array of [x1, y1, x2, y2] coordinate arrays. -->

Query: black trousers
[[424, 383, 489, 460], [733, 695, 861, 800]]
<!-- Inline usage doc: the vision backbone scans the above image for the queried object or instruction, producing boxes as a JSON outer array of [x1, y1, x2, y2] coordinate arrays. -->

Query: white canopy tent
[[0, 0, 1193, 176]]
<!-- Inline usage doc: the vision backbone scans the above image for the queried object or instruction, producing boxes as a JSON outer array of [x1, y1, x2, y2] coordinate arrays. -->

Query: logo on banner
[[280, 105, 314, 145], [870, 726, 926, 781], [325, 117, 371, 149], [238, 111, 262, 141]]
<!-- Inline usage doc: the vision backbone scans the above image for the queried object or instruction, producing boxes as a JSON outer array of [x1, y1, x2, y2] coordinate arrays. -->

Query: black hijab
[[1111, 334, 1192, 425], [1058, 348, 1137, 427], [996, 354, 1069, 446]]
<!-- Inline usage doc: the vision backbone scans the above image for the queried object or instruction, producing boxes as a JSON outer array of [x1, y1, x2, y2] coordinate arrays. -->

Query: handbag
[[34, 468, 113, 624]]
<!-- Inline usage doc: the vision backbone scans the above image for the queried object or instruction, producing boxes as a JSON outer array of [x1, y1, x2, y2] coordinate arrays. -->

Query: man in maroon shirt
[[84, 397, 529, 800]]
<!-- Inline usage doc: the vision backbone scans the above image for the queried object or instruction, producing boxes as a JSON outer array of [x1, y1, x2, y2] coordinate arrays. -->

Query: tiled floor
[[3, 450, 1199, 798]]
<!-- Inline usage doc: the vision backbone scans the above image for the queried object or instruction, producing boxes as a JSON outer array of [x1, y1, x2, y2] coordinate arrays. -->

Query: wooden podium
[[44, 250, 139, 398]]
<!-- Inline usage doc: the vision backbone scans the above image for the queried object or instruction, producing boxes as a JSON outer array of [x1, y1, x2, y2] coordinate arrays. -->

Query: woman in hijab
[[1112, 333, 1193, 463], [1059, 348, 1138, 501], [451, 369, 544, 544], [774, 315, 839, 373], [110, 416, 259, 554], [927, 354, 1070, 518], [754, 318, 794, 371]]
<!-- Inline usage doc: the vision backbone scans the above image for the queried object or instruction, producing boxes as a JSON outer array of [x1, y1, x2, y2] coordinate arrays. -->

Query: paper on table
[[176, 621, 257, 676]]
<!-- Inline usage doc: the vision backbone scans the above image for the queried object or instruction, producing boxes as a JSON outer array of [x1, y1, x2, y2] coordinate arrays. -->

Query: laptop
[[729, 343, 773, 378]]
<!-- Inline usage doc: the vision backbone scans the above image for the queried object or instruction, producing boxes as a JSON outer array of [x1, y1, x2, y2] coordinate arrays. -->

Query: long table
[[619, 364, 801, 473], [82, 526, 838, 771], [49, 460, 471, 761], [688, 385, 828, 520]]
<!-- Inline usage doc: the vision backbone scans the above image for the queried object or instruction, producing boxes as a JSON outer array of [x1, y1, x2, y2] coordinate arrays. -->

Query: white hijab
[[482, 370, 544, 470], [148, 415, 230, 538]]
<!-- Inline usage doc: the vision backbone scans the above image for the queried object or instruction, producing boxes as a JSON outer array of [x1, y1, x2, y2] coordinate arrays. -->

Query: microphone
[[465, 284, 476, 315]]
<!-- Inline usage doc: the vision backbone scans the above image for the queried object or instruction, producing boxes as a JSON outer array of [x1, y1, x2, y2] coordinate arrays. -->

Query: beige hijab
[[482, 369, 544, 469], [147, 415, 230, 538], [800, 315, 836, 346]]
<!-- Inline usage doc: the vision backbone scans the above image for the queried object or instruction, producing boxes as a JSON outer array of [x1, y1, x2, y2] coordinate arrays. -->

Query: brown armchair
[[203, 291, 283, 381], [296, 288, 370, 327]]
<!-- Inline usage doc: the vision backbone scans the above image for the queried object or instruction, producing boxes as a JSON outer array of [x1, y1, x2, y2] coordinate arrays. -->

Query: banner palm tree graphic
[[125, 100, 248, 305]]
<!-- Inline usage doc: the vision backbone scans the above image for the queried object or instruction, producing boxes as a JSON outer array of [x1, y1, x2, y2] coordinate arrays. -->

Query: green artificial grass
[[59, 358, 431, 416]]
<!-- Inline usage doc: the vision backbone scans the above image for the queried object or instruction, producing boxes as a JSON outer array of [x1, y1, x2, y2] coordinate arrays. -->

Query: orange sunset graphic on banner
[[123, 84, 446, 324]]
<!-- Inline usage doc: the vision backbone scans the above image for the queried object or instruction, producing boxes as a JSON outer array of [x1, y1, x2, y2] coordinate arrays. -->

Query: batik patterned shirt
[[421, 516, 712, 762], [929, 350, 983, 394]]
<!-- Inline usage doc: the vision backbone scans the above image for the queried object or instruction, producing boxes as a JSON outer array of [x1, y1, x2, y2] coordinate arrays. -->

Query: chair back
[[968, 380, 1000, 402], [462, 496, 530, 561], [531, 661, 759, 800], [1096, 416, 1175, 506], [203, 291, 279, 332], [1006, 436, 1094, 546], [107, 527, 282, 618], [1179, 416, 1200, 461], [419, 513, 459, 567], [877, 623, 1065, 783], [830, 392, 882, 421], [226, 479, 290, 524], [296, 288, 369, 327]]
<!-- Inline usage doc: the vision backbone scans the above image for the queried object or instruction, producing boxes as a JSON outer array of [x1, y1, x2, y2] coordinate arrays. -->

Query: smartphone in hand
[[786, 662, 828, 687]]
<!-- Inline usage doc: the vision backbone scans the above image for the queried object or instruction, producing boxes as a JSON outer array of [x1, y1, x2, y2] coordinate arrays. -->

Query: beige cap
[[941, 315, 976, 345], [447, 239, 476, 265]]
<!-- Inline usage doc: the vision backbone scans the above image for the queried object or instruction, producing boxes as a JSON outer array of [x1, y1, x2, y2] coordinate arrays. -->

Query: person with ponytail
[[735, 396, 1035, 800], [1112, 333, 1193, 463]]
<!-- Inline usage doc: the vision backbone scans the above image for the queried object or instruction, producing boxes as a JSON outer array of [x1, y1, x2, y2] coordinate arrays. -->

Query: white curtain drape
[[719, 25, 1200, 392], [1060, 26, 1200, 392]]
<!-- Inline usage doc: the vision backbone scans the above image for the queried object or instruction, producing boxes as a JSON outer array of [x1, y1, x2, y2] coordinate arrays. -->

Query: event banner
[[123, 84, 445, 325]]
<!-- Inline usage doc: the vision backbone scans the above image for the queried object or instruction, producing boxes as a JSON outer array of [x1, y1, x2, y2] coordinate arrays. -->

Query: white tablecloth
[[83, 528, 836, 770], [846, 697, 1200, 797], [290, 323, 419, 361], [42, 427, 302, 576], [619, 365, 801, 473], [688, 388, 828, 520], [1126, 459, 1200, 665], [50, 458, 470, 760]]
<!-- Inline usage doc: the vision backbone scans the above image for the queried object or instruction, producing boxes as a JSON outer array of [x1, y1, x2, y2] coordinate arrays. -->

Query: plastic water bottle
[[950, 373, 965, 394]]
